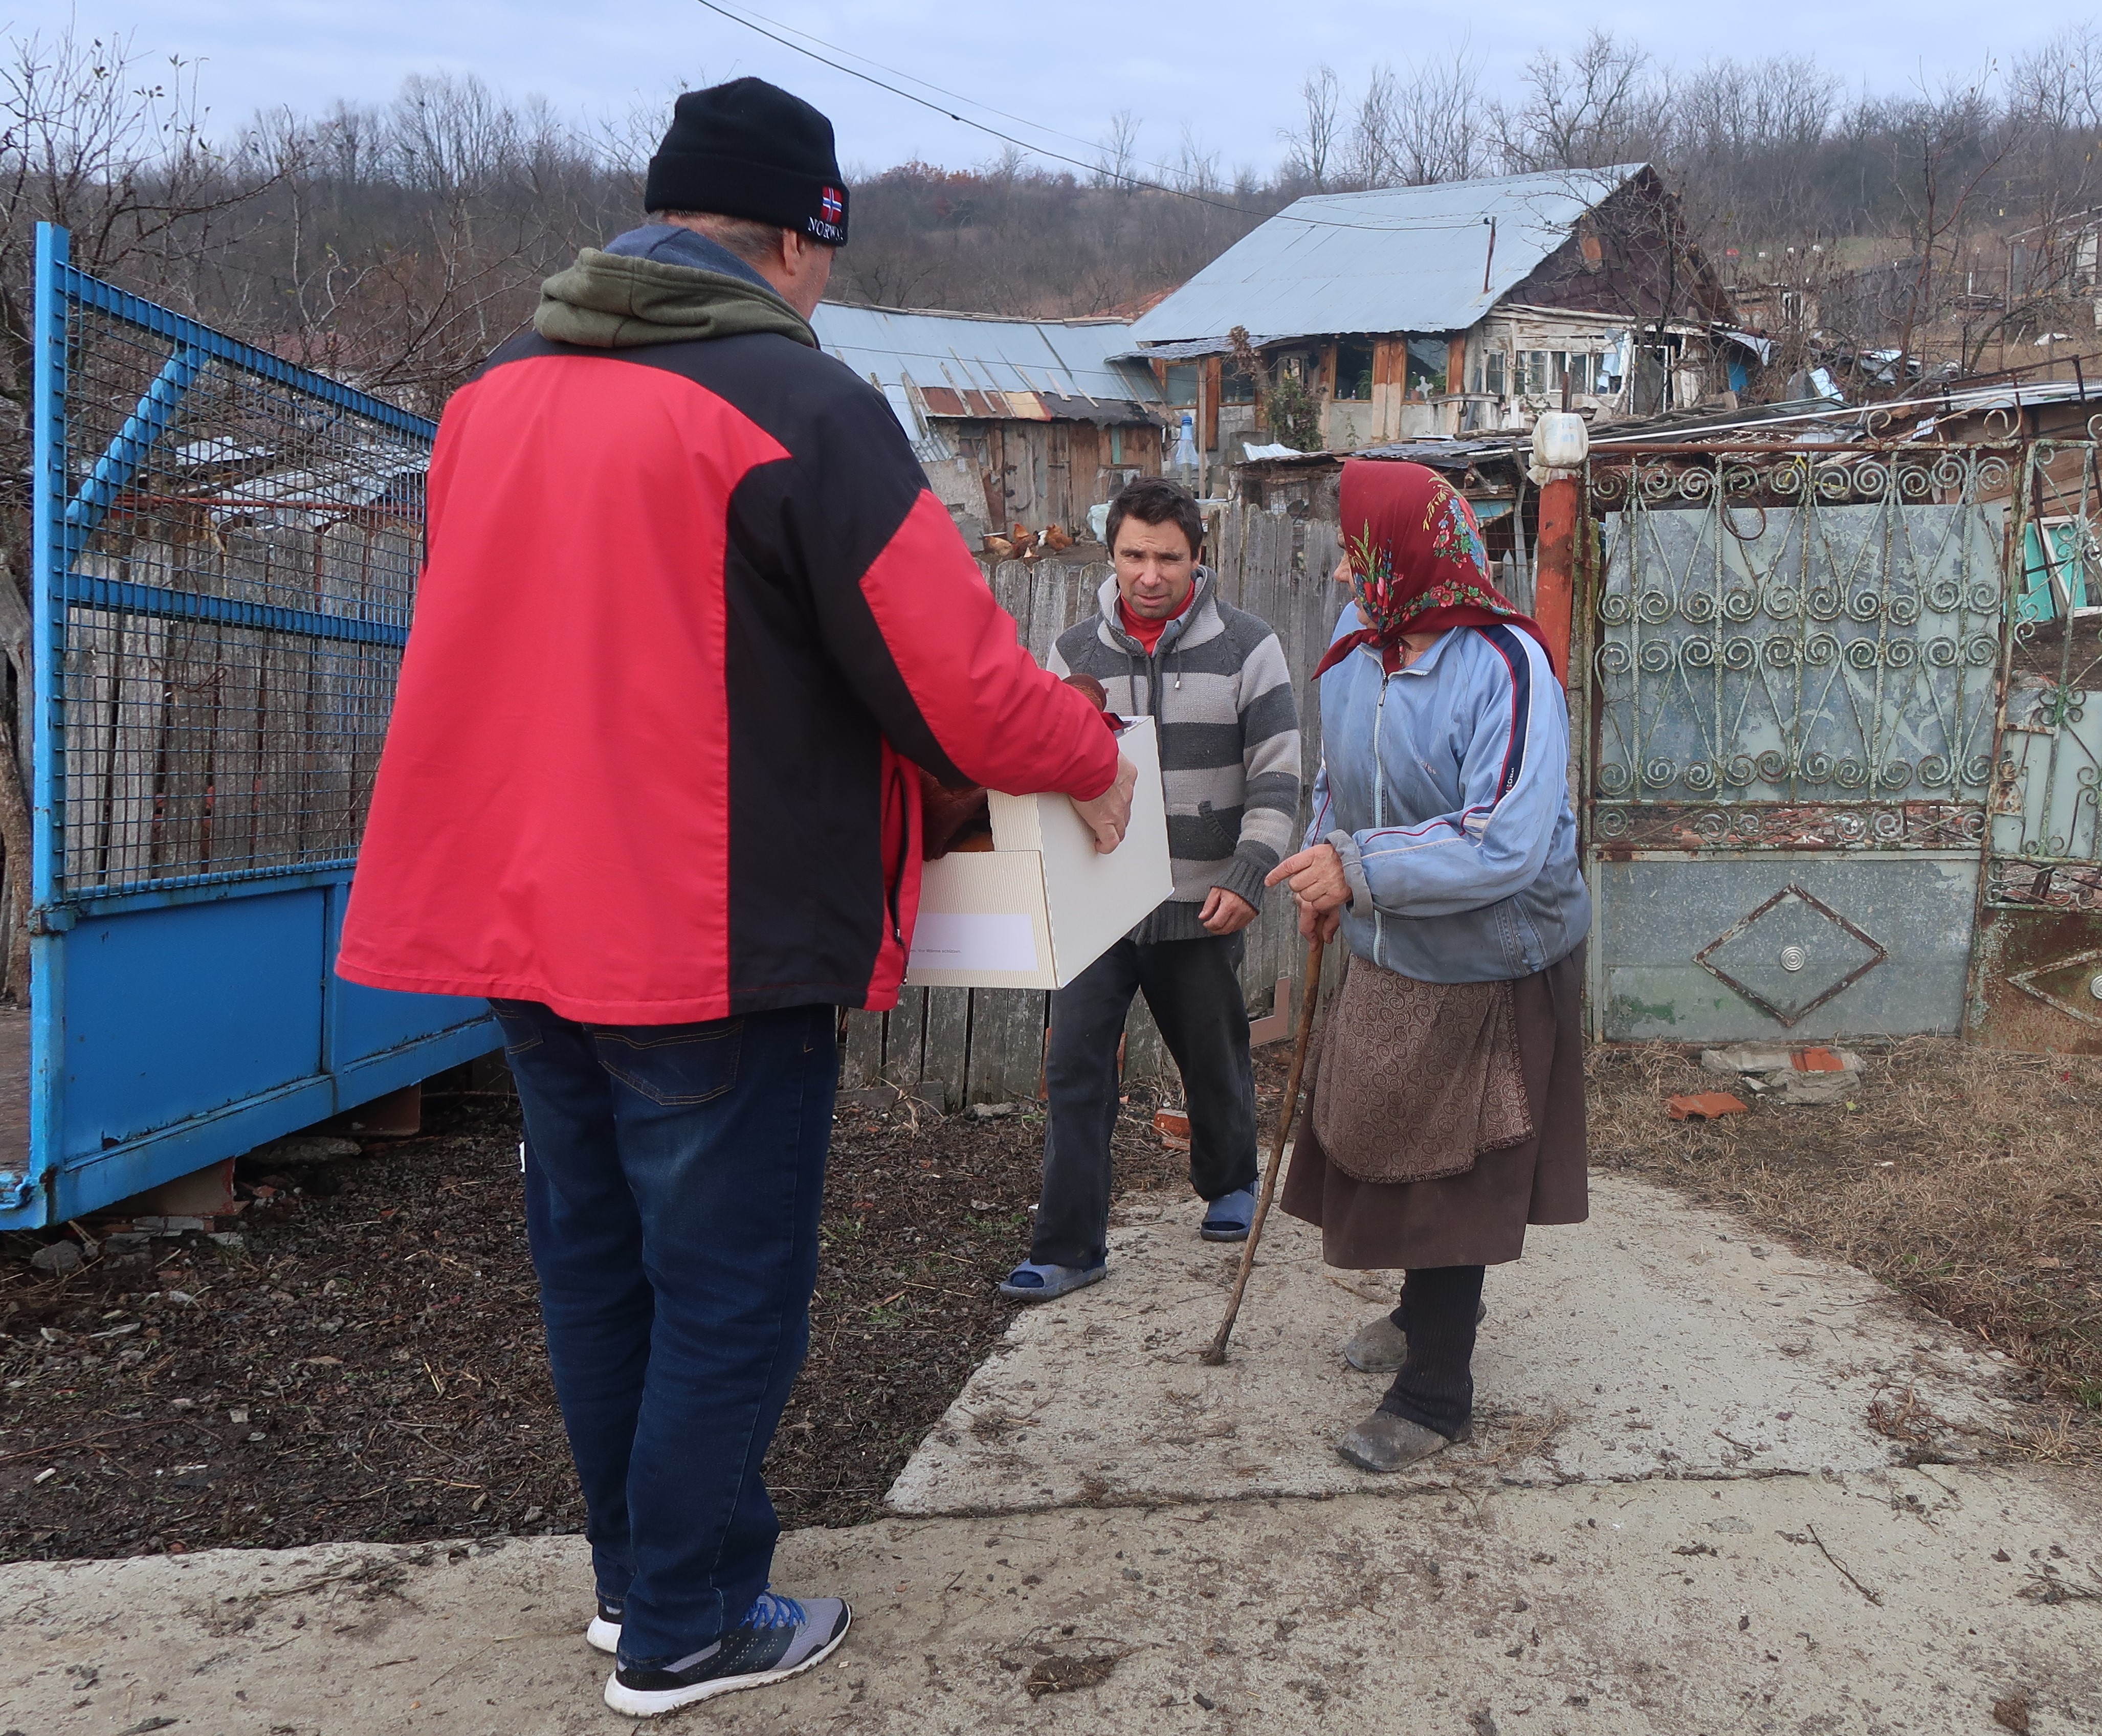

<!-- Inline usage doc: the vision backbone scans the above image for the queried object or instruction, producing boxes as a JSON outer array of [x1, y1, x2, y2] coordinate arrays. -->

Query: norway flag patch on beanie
[[809, 184, 848, 244]]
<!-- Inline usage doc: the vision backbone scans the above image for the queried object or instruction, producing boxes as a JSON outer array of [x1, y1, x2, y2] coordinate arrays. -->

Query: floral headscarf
[[1312, 459, 1548, 679]]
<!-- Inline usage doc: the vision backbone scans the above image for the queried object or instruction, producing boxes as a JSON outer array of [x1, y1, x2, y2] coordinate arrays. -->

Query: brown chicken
[[983, 535, 1016, 561], [1042, 522, 1074, 552], [918, 673, 1111, 859], [1007, 525, 1039, 559]]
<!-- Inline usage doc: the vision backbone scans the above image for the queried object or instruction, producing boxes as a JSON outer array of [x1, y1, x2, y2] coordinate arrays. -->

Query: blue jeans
[[488, 999, 838, 1668]]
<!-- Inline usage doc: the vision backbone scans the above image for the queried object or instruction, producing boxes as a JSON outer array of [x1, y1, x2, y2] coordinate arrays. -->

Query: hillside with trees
[[2, 20, 2097, 429]]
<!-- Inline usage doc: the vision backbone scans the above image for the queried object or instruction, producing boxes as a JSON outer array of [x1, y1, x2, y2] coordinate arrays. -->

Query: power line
[[697, 0, 1143, 171], [689, 0, 1500, 238]]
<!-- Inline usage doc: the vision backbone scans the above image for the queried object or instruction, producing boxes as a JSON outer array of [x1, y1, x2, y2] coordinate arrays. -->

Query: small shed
[[1122, 165, 1732, 469], [811, 303, 1168, 542]]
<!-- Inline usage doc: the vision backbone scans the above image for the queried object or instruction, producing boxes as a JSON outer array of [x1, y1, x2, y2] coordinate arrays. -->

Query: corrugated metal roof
[[1124, 166, 1643, 350], [810, 302, 1163, 458]]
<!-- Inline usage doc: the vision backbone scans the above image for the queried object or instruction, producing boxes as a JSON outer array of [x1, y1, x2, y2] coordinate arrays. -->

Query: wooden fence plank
[[841, 1009, 885, 1089], [920, 987, 971, 1110], [103, 610, 169, 885], [152, 618, 216, 880], [883, 985, 927, 1089], [1123, 992, 1175, 1094], [206, 633, 267, 873], [59, 585, 121, 891], [965, 987, 1047, 1103], [1026, 562, 1085, 665], [251, 637, 302, 873], [990, 560, 1035, 648]]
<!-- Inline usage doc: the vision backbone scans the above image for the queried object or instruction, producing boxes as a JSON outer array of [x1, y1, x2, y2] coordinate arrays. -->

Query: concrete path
[[6, 1174, 2099, 1735], [890, 1173, 2026, 1511]]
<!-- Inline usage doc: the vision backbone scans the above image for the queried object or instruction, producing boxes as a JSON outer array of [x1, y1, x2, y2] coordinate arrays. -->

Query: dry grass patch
[[1587, 1039, 2102, 1450]]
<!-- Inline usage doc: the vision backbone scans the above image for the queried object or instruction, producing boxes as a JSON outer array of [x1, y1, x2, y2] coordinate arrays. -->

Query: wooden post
[[1533, 475, 1579, 687]]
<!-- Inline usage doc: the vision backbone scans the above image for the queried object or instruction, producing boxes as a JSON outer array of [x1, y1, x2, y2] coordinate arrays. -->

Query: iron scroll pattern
[[1590, 448, 2009, 838], [1987, 441, 2101, 910]]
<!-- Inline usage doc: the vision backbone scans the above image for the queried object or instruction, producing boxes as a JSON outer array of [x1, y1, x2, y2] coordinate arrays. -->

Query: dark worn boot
[[1335, 1411, 1456, 1473], [1341, 1300, 1489, 1374]]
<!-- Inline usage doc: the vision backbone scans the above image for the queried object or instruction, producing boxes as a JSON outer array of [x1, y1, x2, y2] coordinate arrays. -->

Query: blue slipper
[[1200, 1187, 1255, 1242], [998, 1260, 1107, 1302]]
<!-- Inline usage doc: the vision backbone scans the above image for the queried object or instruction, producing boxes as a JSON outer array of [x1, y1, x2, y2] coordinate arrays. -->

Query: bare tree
[[1175, 124, 1221, 196], [0, 27, 279, 992], [1673, 54, 1840, 243], [1280, 67, 1342, 192], [1883, 69, 2019, 388], [1342, 66, 1401, 189], [1093, 108, 1140, 191], [1391, 46, 1486, 185], [1494, 31, 1673, 173]]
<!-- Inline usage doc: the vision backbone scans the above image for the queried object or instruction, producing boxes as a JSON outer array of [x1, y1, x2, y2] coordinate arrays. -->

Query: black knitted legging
[[1377, 1264, 1486, 1440]]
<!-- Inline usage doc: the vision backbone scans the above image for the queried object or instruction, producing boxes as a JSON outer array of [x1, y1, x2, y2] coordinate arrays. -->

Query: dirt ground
[[0, 1066, 1215, 1565], [5, 1034, 2094, 1567]]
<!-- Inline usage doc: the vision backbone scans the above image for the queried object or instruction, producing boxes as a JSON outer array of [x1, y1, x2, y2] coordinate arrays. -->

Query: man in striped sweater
[[1000, 477, 1301, 1301]]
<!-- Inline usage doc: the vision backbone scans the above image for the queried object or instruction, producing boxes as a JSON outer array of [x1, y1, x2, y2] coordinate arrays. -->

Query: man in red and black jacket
[[339, 79, 1132, 1720]]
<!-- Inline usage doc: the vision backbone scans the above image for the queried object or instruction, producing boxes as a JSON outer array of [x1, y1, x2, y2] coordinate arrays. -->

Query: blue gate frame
[[7, 224, 495, 1230]]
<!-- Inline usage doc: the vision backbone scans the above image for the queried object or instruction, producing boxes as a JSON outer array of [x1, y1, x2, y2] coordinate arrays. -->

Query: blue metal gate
[[1583, 442, 2011, 1041], [7, 224, 495, 1229]]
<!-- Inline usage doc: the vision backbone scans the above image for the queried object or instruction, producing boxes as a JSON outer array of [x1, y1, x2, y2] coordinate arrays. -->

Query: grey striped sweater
[[1049, 570, 1300, 945]]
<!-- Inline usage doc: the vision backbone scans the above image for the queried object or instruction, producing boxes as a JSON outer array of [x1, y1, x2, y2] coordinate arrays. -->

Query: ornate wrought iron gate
[[9, 225, 495, 1229], [1584, 443, 2011, 1041], [1972, 438, 2102, 1051]]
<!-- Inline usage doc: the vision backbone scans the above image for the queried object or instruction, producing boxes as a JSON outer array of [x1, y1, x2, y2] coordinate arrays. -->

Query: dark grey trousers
[[1029, 930, 1259, 1270]]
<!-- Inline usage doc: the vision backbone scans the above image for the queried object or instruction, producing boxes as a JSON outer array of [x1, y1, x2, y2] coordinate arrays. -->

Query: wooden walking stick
[[1201, 930, 1326, 1366]]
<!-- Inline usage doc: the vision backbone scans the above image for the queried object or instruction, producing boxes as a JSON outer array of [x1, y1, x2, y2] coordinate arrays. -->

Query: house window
[[1483, 350, 1507, 397], [1335, 339, 1374, 401], [1163, 364, 1200, 405], [1404, 337, 1448, 397], [1220, 358, 1258, 404], [1110, 425, 1124, 465]]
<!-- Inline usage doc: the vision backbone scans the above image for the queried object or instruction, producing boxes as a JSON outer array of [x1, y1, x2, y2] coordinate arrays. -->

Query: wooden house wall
[[942, 420, 1165, 534]]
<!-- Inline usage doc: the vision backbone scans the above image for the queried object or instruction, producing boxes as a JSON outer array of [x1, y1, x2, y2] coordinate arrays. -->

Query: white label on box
[[908, 911, 1039, 975]]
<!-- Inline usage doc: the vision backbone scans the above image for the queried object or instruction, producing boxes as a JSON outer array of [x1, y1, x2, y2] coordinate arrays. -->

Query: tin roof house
[[811, 303, 1168, 545], [1121, 164, 1734, 464]]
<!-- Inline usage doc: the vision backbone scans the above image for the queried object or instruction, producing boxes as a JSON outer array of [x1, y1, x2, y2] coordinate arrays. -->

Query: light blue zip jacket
[[1307, 605, 1591, 984]]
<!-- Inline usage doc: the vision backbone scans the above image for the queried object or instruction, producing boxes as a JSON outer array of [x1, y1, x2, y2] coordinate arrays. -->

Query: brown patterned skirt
[[1279, 943, 1588, 1269]]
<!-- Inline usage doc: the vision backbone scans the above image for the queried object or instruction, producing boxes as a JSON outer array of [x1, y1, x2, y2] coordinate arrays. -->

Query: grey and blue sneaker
[[586, 1595, 623, 1655], [603, 1591, 851, 1717]]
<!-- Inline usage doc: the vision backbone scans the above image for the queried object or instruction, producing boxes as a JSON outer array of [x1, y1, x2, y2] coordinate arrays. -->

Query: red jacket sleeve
[[846, 490, 1117, 799]]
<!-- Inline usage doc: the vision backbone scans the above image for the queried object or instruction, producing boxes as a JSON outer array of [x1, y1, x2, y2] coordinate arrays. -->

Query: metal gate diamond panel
[[1585, 446, 2011, 1042]]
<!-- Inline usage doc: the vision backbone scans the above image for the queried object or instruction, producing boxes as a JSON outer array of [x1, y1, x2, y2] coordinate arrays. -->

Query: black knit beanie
[[644, 78, 849, 247]]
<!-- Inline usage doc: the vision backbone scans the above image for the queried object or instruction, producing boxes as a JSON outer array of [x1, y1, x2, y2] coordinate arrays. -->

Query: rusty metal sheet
[[1970, 908, 2102, 1054], [1972, 441, 2102, 1049]]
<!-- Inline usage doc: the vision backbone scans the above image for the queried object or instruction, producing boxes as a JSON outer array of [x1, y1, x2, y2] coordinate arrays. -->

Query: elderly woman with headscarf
[[1263, 458, 1591, 1474]]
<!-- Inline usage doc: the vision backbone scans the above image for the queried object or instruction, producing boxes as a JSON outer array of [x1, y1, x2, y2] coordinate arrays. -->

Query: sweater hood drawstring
[[1095, 565, 1209, 716]]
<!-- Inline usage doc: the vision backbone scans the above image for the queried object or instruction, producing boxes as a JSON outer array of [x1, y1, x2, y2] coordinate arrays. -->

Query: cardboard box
[[908, 715, 1172, 990]]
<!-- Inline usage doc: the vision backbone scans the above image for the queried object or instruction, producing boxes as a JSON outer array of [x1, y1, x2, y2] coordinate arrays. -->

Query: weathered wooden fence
[[840, 503, 1347, 1106]]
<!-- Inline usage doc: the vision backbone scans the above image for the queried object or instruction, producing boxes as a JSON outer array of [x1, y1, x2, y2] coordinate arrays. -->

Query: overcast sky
[[46, 1, 2088, 178]]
